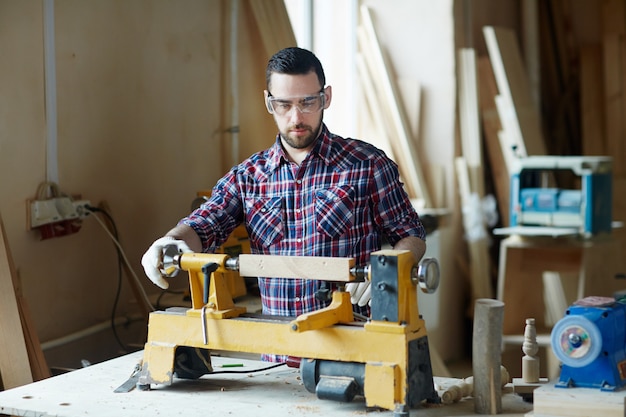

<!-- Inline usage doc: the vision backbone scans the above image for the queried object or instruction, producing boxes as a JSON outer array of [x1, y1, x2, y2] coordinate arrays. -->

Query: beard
[[279, 116, 323, 150]]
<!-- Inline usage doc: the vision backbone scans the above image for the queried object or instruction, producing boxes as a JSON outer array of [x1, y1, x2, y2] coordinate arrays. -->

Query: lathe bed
[[137, 249, 441, 415]]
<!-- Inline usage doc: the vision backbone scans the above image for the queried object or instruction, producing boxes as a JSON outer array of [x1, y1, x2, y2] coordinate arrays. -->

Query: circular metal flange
[[413, 257, 440, 294], [159, 244, 183, 277]]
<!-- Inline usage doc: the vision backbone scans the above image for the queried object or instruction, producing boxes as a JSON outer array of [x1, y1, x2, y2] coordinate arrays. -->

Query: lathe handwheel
[[413, 257, 440, 294]]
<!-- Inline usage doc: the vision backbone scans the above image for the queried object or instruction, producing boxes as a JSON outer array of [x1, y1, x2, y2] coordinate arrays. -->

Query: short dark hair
[[265, 47, 326, 91]]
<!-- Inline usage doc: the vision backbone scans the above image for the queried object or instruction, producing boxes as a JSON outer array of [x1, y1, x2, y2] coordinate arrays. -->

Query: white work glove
[[345, 281, 371, 307], [141, 236, 192, 289]]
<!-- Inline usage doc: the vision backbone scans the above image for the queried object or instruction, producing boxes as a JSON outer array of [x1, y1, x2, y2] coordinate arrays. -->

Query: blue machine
[[551, 297, 626, 391], [509, 156, 613, 236]]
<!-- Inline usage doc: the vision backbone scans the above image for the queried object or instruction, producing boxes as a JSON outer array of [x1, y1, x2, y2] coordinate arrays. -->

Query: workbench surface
[[0, 351, 533, 417]]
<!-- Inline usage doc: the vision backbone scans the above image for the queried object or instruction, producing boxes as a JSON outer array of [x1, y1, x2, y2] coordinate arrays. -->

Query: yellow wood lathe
[[137, 247, 441, 416]]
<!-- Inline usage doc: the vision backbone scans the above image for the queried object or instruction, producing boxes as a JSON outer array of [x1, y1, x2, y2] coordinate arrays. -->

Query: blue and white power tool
[[551, 296, 626, 391]]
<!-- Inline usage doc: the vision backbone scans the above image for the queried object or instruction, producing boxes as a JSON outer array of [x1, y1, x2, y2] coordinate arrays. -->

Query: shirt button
[[297, 238, 302, 243], [295, 297, 301, 302], [296, 179, 302, 184], [296, 208, 301, 213]]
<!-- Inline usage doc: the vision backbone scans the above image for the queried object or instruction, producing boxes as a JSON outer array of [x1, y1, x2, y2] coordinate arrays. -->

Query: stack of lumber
[[456, 48, 494, 304], [356, 5, 432, 208], [477, 56, 510, 227], [247, 0, 297, 57], [483, 26, 548, 164], [456, 26, 553, 305], [478, 10, 626, 231], [477, 26, 550, 229], [594, 0, 626, 248]]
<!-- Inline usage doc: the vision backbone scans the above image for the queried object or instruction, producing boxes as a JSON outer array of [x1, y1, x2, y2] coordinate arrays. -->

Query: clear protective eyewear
[[265, 90, 326, 116]]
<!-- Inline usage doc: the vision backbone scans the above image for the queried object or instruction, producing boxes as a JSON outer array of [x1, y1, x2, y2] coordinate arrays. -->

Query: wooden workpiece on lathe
[[238, 254, 356, 281]]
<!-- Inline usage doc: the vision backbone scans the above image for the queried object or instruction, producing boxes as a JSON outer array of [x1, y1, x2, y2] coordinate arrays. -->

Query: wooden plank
[[622, 33, 626, 176], [483, 26, 547, 157], [602, 33, 625, 177], [359, 5, 432, 207], [457, 48, 485, 197], [397, 77, 422, 145], [456, 49, 494, 308], [357, 27, 421, 202], [455, 157, 494, 304], [579, 44, 607, 156], [239, 254, 355, 281], [358, 54, 429, 210], [13, 277, 51, 382], [521, 0, 541, 114], [532, 381, 626, 417], [0, 213, 34, 389], [602, 0, 626, 177], [246, 0, 297, 58], [356, 50, 427, 209], [477, 56, 510, 226], [356, 53, 396, 162], [537, 1, 577, 156]]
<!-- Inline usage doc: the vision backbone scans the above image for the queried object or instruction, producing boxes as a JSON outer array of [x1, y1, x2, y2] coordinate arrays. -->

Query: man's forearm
[[393, 236, 426, 263]]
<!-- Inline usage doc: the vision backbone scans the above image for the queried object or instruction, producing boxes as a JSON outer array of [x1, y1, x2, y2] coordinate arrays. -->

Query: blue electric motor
[[551, 296, 626, 391]]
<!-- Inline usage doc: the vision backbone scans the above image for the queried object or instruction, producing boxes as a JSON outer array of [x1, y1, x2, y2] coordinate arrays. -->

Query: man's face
[[264, 72, 331, 152]]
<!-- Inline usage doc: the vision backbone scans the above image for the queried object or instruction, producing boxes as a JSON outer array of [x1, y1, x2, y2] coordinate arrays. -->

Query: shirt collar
[[267, 123, 333, 170]]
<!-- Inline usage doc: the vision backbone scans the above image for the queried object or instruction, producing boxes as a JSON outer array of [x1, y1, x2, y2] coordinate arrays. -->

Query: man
[[142, 47, 426, 362]]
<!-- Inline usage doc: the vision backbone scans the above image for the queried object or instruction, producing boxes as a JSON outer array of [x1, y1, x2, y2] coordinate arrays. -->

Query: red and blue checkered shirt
[[181, 124, 426, 361]]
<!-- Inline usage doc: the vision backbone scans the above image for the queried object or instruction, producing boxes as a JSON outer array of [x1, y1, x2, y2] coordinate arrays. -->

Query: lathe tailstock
[[137, 249, 441, 415]]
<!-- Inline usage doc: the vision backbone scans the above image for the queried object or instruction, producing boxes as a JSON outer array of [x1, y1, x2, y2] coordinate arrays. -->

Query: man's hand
[[345, 281, 371, 307], [141, 236, 192, 289]]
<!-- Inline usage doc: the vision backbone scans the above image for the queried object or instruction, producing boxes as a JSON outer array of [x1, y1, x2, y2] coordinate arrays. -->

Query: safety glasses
[[265, 90, 326, 116]]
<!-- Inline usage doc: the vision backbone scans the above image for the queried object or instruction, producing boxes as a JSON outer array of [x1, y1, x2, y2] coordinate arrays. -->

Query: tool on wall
[[136, 247, 441, 416]]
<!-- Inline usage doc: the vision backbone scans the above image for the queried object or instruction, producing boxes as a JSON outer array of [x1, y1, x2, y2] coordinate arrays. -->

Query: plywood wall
[[0, 0, 279, 368], [2, 0, 621, 372]]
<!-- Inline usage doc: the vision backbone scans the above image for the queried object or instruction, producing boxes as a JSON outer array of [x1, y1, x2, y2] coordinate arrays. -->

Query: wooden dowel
[[472, 298, 504, 414]]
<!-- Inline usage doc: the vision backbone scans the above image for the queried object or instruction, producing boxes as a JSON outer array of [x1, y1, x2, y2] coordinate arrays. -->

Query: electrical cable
[[208, 361, 286, 374], [87, 206, 156, 313], [156, 288, 186, 310], [88, 207, 128, 351], [85, 205, 156, 351]]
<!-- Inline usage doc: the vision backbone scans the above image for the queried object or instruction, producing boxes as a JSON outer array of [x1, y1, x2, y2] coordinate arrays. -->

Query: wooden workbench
[[0, 351, 533, 417]]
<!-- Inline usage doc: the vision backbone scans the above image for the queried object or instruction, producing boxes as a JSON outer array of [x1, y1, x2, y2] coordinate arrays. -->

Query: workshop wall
[[0, 0, 279, 369], [1, 0, 623, 374]]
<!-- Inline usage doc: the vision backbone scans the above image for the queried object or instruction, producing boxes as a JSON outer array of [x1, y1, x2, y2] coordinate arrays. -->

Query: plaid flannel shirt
[[181, 124, 426, 362]]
